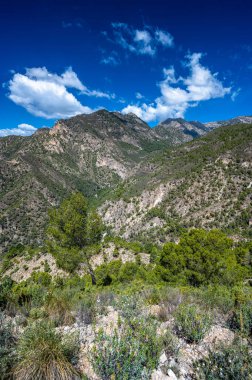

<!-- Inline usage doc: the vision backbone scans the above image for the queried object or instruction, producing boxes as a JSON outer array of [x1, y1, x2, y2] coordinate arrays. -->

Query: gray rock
[[151, 369, 171, 380], [159, 352, 168, 365], [167, 369, 178, 380]]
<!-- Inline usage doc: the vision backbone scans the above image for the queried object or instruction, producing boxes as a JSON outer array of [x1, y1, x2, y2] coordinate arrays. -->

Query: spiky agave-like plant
[[14, 320, 80, 380]]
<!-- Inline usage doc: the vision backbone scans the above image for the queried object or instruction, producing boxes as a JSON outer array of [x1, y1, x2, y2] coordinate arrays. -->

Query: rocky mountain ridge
[[204, 115, 252, 129], [0, 109, 168, 252], [0, 110, 252, 252]]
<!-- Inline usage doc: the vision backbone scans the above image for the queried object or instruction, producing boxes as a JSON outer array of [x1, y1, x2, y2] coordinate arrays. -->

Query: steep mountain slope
[[0, 110, 169, 252], [1, 110, 252, 253], [155, 118, 209, 144], [100, 122, 252, 242]]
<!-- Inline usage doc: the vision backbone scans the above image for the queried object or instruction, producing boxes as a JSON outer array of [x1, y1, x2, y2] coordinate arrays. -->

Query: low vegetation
[[1, 192, 252, 379]]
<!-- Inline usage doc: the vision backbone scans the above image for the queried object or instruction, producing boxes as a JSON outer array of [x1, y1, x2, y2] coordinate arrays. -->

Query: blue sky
[[1, 0, 252, 135]]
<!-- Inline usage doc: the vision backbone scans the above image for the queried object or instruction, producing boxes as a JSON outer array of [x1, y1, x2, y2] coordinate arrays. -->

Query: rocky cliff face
[[155, 118, 209, 144]]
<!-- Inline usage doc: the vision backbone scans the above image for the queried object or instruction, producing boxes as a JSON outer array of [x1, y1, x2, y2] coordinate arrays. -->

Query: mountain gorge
[[0, 110, 252, 253]]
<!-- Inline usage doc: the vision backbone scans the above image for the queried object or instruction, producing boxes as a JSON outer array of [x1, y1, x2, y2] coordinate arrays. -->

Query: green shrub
[[0, 277, 14, 309], [91, 318, 161, 380], [118, 262, 141, 283], [75, 294, 96, 325], [29, 307, 47, 320], [116, 294, 144, 322], [11, 280, 47, 311], [1, 245, 26, 272], [228, 302, 252, 336], [0, 313, 17, 378], [162, 329, 180, 359], [175, 304, 212, 343], [194, 340, 252, 379], [54, 247, 83, 273], [31, 271, 52, 286], [45, 288, 75, 326], [160, 229, 248, 286], [14, 320, 80, 380], [95, 260, 122, 286], [195, 285, 235, 314]]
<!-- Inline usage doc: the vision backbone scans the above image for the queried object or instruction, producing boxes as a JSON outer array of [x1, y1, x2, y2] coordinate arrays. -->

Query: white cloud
[[87, 90, 116, 99], [122, 53, 231, 122], [25, 66, 85, 91], [135, 30, 152, 44], [155, 30, 174, 47], [101, 55, 120, 66], [135, 92, 144, 99], [106, 23, 174, 57], [0, 123, 37, 137], [231, 88, 241, 101], [134, 30, 155, 56], [8, 67, 114, 119], [8, 72, 90, 119]]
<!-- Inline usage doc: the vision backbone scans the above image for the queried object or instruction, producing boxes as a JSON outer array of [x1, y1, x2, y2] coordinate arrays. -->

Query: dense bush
[[47, 192, 104, 273], [175, 304, 212, 343], [160, 229, 249, 286], [53, 247, 83, 273]]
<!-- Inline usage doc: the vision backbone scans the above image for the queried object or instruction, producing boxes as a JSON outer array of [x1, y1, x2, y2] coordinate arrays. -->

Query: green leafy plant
[[228, 302, 252, 336], [175, 304, 212, 343], [91, 318, 161, 380]]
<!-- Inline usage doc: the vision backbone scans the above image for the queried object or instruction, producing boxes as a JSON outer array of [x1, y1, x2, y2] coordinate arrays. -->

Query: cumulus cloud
[[105, 23, 174, 57], [0, 123, 37, 137], [25, 66, 85, 91], [122, 53, 231, 122], [8, 67, 114, 119], [8, 71, 90, 119]]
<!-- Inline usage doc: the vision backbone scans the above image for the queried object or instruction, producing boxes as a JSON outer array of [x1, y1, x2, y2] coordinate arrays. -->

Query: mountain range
[[0, 110, 251, 253]]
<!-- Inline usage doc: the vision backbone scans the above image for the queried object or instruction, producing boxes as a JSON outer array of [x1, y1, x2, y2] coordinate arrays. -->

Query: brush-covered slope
[[0, 110, 167, 252], [100, 122, 252, 242], [1, 110, 252, 252]]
